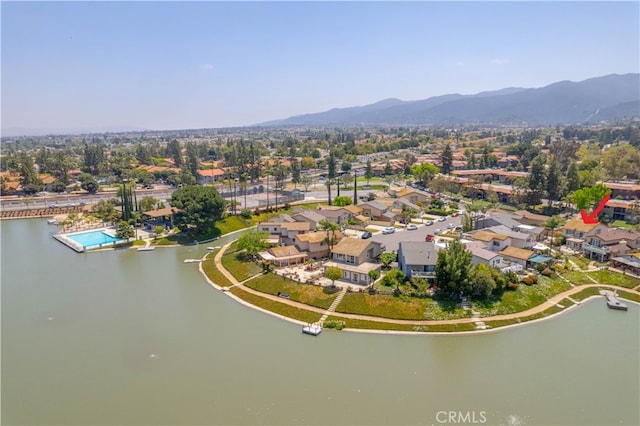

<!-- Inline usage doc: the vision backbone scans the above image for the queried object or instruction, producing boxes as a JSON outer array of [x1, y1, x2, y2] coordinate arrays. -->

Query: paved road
[[370, 214, 463, 252]]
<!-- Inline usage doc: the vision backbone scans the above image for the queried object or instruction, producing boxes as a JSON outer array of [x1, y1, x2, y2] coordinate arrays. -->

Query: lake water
[[2, 219, 639, 425]]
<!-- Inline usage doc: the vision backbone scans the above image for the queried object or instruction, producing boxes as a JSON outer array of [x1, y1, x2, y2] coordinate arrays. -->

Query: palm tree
[[543, 215, 565, 247], [320, 219, 340, 258], [325, 179, 333, 206]]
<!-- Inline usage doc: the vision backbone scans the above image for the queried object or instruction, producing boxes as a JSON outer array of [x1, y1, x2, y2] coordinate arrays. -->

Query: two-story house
[[397, 241, 438, 282], [465, 230, 511, 252], [293, 230, 344, 260], [393, 188, 431, 205], [323, 238, 384, 285], [582, 229, 640, 262], [291, 209, 326, 230], [485, 225, 534, 249], [257, 221, 310, 245], [498, 246, 535, 269], [357, 201, 396, 223], [562, 219, 608, 251], [464, 241, 504, 269]]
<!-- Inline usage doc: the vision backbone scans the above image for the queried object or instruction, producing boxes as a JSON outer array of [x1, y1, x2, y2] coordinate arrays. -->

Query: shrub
[[541, 268, 553, 276], [324, 320, 346, 330], [240, 208, 252, 219], [507, 282, 519, 290], [535, 263, 546, 272], [521, 275, 538, 285]]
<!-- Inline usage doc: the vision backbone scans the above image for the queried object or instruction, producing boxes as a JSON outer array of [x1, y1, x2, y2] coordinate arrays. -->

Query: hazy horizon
[[2, 1, 639, 135]]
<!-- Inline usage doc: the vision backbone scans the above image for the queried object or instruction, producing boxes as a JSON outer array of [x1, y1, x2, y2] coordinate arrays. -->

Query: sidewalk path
[[207, 242, 640, 328]]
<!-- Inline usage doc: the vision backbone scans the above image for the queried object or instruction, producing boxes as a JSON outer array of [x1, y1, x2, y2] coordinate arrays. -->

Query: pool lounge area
[[54, 228, 125, 253]]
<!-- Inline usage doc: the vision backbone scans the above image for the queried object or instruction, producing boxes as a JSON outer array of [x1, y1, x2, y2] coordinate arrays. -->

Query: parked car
[[361, 231, 372, 239], [48, 204, 59, 208], [438, 216, 446, 222], [434, 228, 442, 235], [406, 224, 418, 231], [425, 220, 434, 226], [382, 227, 396, 234], [447, 223, 455, 229], [425, 234, 434, 242], [451, 212, 459, 217], [455, 225, 463, 231]]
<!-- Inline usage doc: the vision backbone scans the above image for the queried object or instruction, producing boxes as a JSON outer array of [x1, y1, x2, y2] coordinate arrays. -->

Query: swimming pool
[[66, 230, 123, 248]]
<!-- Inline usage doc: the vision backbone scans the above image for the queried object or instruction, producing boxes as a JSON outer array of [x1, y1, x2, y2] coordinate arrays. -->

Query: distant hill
[[259, 73, 639, 126]]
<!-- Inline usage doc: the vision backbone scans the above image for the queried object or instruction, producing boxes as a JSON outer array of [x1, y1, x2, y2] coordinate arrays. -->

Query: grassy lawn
[[616, 289, 640, 303], [201, 251, 234, 288], [567, 255, 589, 270], [483, 304, 566, 329], [610, 220, 634, 230], [586, 270, 640, 289], [229, 287, 322, 324], [244, 273, 338, 309], [473, 274, 572, 316], [221, 241, 262, 282], [335, 293, 471, 320], [324, 316, 477, 332], [566, 287, 601, 302], [214, 216, 249, 235], [561, 270, 594, 285]]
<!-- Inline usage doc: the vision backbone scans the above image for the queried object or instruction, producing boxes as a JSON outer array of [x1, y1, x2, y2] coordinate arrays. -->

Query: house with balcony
[[601, 199, 639, 223], [259, 245, 307, 267], [582, 229, 640, 262], [465, 241, 504, 268], [562, 219, 608, 251], [464, 229, 511, 252], [323, 238, 384, 285], [397, 241, 438, 282], [291, 209, 326, 230]]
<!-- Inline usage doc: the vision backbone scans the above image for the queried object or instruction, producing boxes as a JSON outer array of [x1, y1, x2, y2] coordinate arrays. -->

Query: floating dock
[[302, 323, 322, 336], [604, 291, 628, 311]]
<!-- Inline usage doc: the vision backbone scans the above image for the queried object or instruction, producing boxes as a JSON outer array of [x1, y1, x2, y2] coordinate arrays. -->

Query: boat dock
[[603, 290, 628, 311]]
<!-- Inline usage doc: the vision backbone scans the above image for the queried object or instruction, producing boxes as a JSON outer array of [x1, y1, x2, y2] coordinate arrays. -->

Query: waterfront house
[[257, 221, 310, 245], [498, 246, 535, 269], [561, 219, 608, 251], [465, 241, 504, 268], [259, 245, 307, 267], [465, 229, 511, 252], [323, 238, 384, 285], [397, 241, 438, 282], [582, 229, 640, 262]]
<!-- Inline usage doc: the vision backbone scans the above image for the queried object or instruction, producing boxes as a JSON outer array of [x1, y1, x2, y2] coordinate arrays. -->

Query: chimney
[[618, 240, 627, 256]]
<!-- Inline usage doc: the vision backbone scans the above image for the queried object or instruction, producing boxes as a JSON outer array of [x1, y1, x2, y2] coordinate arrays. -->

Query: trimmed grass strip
[[586, 270, 640, 289], [229, 287, 322, 324]]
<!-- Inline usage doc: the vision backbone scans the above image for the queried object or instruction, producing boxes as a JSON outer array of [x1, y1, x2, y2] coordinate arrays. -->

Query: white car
[[438, 216, 446, 222], [406, 224, 418, 231], [425, 220, 434, 226], [447, 223, 455, 229], [382, 227, 396, 234], [434, 228, 442, 234]]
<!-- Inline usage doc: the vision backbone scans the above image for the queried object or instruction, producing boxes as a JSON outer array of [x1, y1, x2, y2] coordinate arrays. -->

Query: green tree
[[300, 156, 316, 170], [166, 139, 182, 167], [379, 251, 397, 270], [462, 213, 474, 232], [381, 269, 405, 289], [546, 155, 564, 205], [441, 144, 453, 175], [566, 162, 580, 193], [154, 225, 164, 238], [368, 270, 380, 284], [51, 179, 66, 193], [435, 239, 472, 299], [333, 195, 353, 206], [170, 185, 225, 236], [237, 229, 270, 259], [19, 155, 43, 195], [139, 196, 160, 212], [115, 220, 135, 240], [526, 154, 547, 206], [383, 161, 393, 176], [469, 264, 496, 300], [364, 159, 373, 187], [543, 215, 565, 247], [325, 266, 343, 286], [411, 162, 439, 185], [79, 173, 99, 194]]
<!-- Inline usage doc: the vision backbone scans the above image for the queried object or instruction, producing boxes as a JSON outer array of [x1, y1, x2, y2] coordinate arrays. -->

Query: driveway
[[370, 215, 463, 252]]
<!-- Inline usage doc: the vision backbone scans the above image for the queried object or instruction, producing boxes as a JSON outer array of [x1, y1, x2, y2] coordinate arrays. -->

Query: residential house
[[257, 221, 310, 245], [259, 245, 307, 267], [562, 219, 608, 251], [603, 182, 640, 200], [485, 225, 534, 249], [397, 241, 438, 282], [294, 230, 344, 260], [464, 241, 504, 268], [498, 246, 535, 269], [465, 229, 511, 252], [582, 229, 640, 262], [358, 201, 396, 223], [602, 199, 639, 223], [316, 205, 352, 224], [394, 188, 431, 205], [196, 168, 225, 184], [323, 238, 384, 285], [291, 209, 326, 230], [514, 210, 550, 227]]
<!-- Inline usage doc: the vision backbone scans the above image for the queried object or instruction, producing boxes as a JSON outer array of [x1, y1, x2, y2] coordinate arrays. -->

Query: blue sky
[[2, 1, 639, 133]]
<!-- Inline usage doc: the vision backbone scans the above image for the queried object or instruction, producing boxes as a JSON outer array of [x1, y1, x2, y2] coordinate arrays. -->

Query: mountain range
[[260, 73, 640, 127]]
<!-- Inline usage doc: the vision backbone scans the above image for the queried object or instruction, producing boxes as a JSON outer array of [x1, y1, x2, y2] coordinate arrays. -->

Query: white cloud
[[199, 63, 214, 71], [490, 58, 510, 65]]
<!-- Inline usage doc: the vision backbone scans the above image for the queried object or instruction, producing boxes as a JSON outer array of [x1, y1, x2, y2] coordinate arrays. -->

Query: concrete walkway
[[206, 242, 640, 328]]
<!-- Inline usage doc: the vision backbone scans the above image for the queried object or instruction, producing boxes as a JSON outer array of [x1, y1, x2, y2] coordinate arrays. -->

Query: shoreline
[[197, 243, 640, 336]]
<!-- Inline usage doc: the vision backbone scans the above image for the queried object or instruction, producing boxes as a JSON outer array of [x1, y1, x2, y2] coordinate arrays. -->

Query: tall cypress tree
[[441, 144, 453, 175]]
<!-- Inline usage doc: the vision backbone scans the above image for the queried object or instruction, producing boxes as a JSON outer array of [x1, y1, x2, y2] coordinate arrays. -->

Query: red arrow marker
[[580, 194, 610, 224]]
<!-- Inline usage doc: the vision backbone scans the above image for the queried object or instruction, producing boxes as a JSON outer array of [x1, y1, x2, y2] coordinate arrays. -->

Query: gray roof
[[360, 201, 387, 212], [394, 198, 421, 210], [465, 241, 501, 260], [382, 210, 397, 219], [487, 212, 522, 230], [398, 241, 438, 266], [487, 225, 530, 241], [292, 209, 325, 223]]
